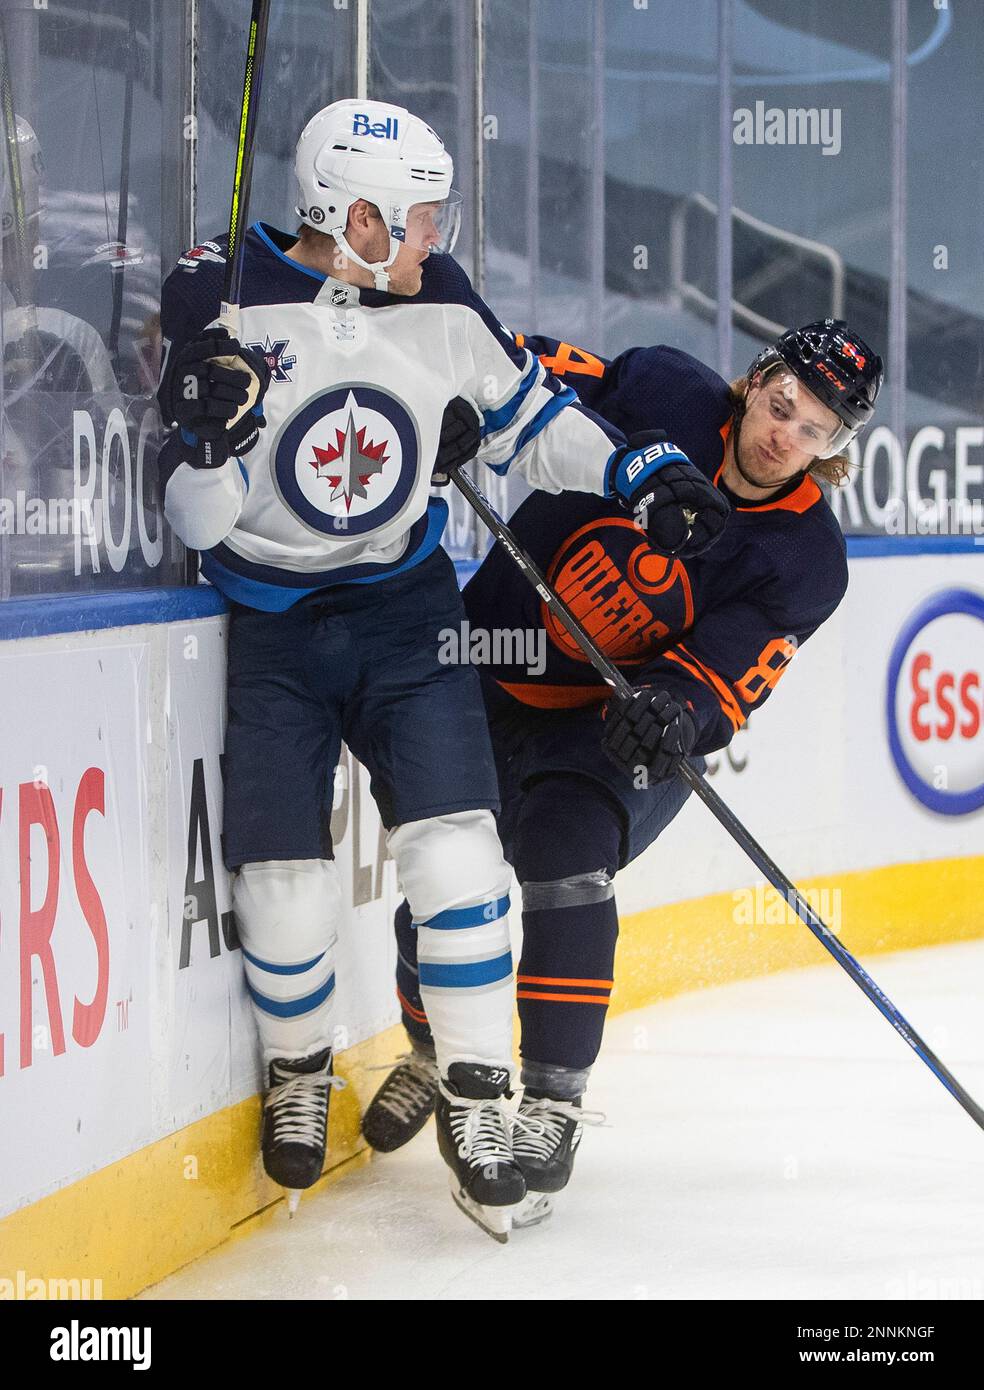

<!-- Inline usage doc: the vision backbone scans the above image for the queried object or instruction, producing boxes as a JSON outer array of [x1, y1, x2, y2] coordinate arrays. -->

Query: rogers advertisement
[[0, 641, 153, 1217]]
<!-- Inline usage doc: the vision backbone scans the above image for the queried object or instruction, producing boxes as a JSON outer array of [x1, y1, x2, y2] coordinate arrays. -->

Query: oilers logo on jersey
[[542, 515, 694, 665], [272, 385, 419, 537]]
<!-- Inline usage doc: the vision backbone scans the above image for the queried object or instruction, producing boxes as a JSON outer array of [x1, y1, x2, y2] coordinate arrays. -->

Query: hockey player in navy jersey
[[154, 98, 727, 1236], [362, 319, 883, 1218]]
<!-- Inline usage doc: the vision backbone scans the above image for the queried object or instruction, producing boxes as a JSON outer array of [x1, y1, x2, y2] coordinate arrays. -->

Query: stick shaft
[[450, 463, 984, 1132], [222, 0, 272, 315]]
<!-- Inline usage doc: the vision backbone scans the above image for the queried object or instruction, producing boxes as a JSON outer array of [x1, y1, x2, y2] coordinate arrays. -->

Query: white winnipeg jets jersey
[[158, 223, 624, 610]]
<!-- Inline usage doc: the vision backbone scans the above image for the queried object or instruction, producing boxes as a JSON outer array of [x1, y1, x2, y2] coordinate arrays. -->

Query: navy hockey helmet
[[747, 319, 884, 457]]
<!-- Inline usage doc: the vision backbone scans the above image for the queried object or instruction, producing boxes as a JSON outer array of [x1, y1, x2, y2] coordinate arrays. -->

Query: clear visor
[[759, 366, 857, 459], [394, 190, 463, 256]]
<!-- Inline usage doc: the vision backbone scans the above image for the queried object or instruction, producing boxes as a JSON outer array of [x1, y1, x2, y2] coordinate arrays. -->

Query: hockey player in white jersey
[[155, 98, 726, 1237]]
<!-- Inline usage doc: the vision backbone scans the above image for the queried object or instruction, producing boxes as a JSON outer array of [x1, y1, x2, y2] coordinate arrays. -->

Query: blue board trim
[[4, 537, 978, 642], [847, 535, 984, 557], [0, 586, 229, 641]]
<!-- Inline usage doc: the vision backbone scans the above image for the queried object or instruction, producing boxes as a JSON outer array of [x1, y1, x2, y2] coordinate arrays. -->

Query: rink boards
[[0, 550, 981, 1295]]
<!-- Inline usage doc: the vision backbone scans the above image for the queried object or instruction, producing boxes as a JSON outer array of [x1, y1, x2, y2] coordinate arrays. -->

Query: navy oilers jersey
[[464, 336, 850, 755], [156, 224, 624, 610]]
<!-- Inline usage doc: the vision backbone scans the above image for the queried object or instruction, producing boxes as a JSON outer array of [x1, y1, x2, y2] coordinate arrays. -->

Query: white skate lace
[[366, 1052, 439, 1123], [438, 1081, 513, 1167], [511, 1097, 606, 1162], [266, 1065, 346, 1148]]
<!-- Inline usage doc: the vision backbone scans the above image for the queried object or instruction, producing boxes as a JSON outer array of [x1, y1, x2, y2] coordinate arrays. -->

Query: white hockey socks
[[232, 858, 341, 1067]]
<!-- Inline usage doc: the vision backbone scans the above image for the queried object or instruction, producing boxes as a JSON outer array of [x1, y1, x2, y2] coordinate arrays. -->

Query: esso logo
[[886, 589, 984, 815]]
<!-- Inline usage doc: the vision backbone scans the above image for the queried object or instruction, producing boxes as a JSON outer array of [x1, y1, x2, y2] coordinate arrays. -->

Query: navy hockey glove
[[158, 325, 271, 442], [176, 407, 267, 471], [602, 687, 697, 782], [433, 396, 482, 485], [607, 431, 730, 557]]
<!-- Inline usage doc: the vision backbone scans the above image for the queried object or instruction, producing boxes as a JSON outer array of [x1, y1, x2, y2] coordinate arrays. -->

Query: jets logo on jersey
[[309, 405, 388, 511], [177, 240, 225, 272], [273, 385, 419, 538], [247, 336, 297, 383]]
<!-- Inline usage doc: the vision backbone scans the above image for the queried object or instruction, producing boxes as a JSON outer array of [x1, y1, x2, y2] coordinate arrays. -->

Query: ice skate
[[361, 1045, 439, 1152], [435, 1062, 526, 1243], [511, 1092, 606, 1200], [261, 1047, 346, 1210]]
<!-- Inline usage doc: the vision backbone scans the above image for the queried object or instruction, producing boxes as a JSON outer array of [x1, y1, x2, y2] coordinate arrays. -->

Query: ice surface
[[142, 940, 984, 1301]]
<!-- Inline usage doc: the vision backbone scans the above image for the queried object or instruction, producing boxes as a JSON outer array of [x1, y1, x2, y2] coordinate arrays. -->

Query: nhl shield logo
[[273, 384, 419, 537]]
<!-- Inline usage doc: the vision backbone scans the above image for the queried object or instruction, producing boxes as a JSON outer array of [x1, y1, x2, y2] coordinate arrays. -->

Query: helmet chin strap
[[331, 227, 401, 292]]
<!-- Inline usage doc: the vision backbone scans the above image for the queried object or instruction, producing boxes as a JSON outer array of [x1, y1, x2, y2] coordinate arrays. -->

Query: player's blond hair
[[727, 375, 852, 488]]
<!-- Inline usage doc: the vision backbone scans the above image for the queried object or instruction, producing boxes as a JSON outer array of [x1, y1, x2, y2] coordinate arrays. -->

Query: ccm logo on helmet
[[886, 588, 984, 815], [353, 113, 399, 139], [815, 360, 847, 391]]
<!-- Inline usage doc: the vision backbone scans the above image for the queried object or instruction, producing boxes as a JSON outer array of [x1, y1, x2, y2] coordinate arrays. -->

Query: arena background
[[0, 0, 981, 1297]]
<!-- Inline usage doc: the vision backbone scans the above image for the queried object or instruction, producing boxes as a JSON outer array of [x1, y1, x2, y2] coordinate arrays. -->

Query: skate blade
[[512, 1191, 555, 1229], [449, 1178, 513, 1244], [287, 1191, 301, 1219]]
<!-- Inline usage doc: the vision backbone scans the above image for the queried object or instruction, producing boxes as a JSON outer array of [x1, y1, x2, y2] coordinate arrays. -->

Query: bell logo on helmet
[[352, 113, 399, 139]]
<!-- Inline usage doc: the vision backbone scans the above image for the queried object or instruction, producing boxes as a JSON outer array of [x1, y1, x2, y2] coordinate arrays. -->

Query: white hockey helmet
[[1, 115, 43, 242], [294, 98, 461, 290]]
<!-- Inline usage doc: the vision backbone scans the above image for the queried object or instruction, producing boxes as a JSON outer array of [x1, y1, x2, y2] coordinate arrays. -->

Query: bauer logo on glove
[[608, 430, 731, 558]]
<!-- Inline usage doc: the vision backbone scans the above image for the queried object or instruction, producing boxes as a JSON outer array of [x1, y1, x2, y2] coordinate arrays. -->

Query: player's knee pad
[[513, 774, 623, 884], [232, 858, 340, 1055], [387, 810, 512, 923], [388, 813, 514, 1067]]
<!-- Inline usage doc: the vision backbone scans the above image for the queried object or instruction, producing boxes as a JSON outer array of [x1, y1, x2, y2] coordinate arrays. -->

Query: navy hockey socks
[[514, 776, 622, 1077], [394, 897, 434, 1048]]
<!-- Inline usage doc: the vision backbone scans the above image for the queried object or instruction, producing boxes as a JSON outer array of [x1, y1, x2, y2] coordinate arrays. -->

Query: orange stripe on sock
[[397, 986, 428, 1024], [516, 991, 611, 1005], [517, 975, 613, 988]]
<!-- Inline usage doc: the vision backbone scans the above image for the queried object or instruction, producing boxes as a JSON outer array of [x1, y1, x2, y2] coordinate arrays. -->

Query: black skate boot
[[511, 1091, 605, 1227], [361, 1044, 439, 1153], [435, 1062, 526, 1242], [261, 1047, 344, 1213]]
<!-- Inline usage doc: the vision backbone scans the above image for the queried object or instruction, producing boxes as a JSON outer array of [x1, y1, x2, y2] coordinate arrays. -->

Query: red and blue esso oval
[[886, 588, 984, 815]]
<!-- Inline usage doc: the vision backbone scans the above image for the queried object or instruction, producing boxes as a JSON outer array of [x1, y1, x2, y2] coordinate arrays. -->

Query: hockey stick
[[213, 0, 272, 424], [0, 7, 41, 371], [449, 461, 984, 1133], [107, 4, 138, 376]]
